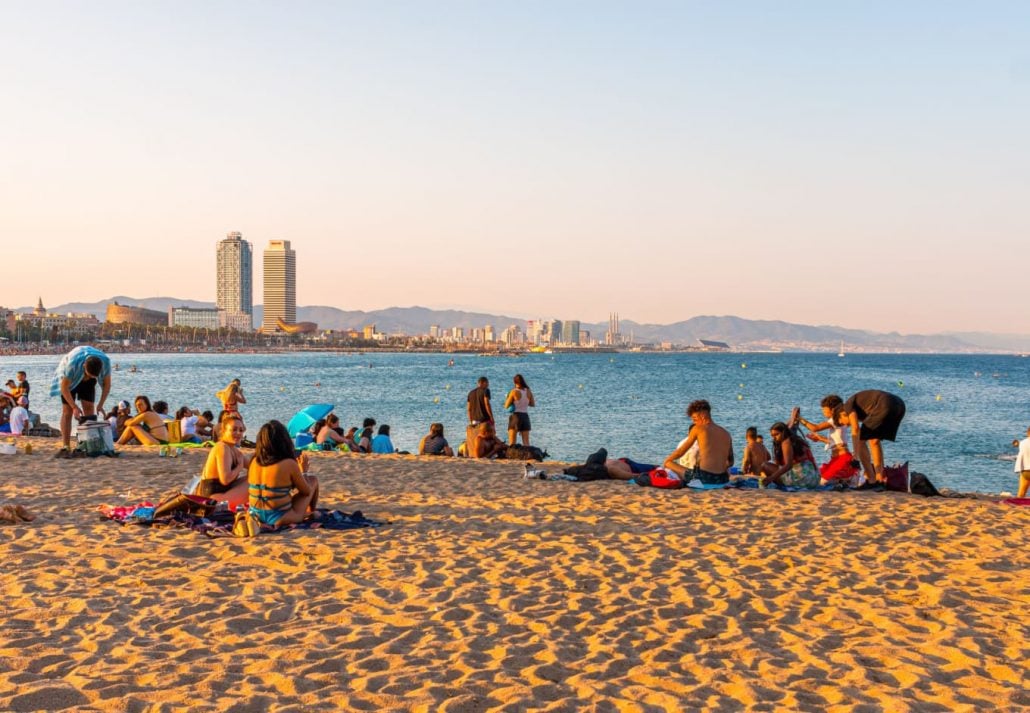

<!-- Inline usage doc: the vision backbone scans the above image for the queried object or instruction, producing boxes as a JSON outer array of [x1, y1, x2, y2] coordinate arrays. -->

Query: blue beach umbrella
[[287, 403, 335, 437]]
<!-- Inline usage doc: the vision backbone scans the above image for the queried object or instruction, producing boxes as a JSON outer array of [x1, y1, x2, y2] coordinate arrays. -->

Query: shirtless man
[[663, 399, 734, 485]]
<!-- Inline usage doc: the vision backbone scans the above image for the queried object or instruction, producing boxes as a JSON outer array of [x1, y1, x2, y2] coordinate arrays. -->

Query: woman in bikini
[[196, 413, 251, 507], [116, 395, 170, 446], [217, 379, 246, 414], [248, 420, 319, 528], [315, 413, 350, 450]]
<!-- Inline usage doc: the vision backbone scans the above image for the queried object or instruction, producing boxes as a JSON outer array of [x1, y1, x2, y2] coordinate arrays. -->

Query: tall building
[[216, 232, 253, 331], [562, 320, 581, 346], [262, 240, 297, 332]]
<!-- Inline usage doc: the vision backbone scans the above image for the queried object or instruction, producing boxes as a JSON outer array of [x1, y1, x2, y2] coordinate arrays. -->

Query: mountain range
[[16, 296, 1030, 352]]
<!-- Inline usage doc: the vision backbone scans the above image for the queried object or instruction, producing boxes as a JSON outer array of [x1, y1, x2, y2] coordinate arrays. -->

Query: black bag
[[909, 471, 940, 497], [562, 448, 609, 481], [505, 445, 549, 461], [153, 493, 217, 519]]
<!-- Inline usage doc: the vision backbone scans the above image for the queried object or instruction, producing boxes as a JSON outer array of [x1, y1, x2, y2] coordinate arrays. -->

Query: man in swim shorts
[[663, 399, 734, 485], [837, 390, 906, 485], [50, 345, 112, 455]]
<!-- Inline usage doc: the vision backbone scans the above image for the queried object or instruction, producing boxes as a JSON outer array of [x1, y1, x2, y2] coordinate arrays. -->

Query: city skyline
[[2, 3, 1029, 334]]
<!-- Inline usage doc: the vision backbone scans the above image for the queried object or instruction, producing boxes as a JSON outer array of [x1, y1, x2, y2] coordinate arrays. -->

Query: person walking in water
[[503, 374, 535, 446], [50, 345, 112, 456], [835, 390, 906, 485]]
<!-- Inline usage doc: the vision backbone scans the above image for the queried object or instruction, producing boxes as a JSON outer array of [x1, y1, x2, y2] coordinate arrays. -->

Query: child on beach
[[741, 427, 771, 475]]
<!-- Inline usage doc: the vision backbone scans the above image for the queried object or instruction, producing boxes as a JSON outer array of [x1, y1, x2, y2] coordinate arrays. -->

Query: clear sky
[[2, 1, 1028, 333]]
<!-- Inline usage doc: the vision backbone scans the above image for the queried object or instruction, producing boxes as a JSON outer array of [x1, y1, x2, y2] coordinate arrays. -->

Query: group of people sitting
[[603, 390, 906, 490], [193, 412, 318, 528], [308, 414, 396, 454], [106, 397, 218, 446], [0, 370, 32, 435]]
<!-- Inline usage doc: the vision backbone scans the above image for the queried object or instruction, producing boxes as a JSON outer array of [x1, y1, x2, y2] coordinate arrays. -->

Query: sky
[[1, 1, 1028, 334]]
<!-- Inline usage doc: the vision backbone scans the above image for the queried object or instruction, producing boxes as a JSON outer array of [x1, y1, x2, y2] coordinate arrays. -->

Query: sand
[[0, 439, 1027, 712]]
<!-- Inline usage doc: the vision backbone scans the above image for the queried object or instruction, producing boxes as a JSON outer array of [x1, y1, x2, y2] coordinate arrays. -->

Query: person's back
[[9, 403, 29, 436], [371, 429, 394, 454], [695, 421, 733, 474]]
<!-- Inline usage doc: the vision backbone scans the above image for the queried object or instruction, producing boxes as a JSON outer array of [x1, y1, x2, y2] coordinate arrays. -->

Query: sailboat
[[837, 340, 845, 357]]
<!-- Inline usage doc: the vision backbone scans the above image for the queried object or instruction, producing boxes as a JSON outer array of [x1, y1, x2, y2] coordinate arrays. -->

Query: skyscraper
[[216, 231, 253, 331], [562, 320, 581, 346], [262, 240, 296, 332]]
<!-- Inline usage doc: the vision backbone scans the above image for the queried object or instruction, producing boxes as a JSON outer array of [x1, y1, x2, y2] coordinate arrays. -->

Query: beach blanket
[[1003, 498, 1030, 506], [100, 503, 382, 536]]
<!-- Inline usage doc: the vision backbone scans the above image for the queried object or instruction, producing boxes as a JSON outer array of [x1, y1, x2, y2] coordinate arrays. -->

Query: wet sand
[[0, 441, 1027, 711]]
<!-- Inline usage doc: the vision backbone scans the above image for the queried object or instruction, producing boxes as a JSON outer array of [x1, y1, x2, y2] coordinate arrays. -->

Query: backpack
[[633, 468, 684, 489]]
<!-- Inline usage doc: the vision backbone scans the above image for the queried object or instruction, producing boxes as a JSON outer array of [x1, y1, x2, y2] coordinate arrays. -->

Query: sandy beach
[[0, 440, 1027, 712]]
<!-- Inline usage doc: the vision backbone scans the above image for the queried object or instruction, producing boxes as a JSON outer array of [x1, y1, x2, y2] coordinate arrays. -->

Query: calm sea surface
[[3, 351, 1027, 493]]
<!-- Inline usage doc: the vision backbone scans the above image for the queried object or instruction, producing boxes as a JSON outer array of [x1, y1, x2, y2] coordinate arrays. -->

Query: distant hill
[[18, 297, 1023, 352]]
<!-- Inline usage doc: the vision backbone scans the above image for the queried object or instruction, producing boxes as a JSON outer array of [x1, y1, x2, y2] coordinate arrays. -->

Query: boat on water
[[838, 340, 845, 357]]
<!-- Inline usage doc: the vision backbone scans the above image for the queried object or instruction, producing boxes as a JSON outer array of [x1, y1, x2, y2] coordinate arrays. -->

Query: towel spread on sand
[[100, 503, 382, 535]]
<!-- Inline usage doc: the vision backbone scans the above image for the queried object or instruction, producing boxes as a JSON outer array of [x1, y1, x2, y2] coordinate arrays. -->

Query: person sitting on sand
[[1014, 426, 1030, 499], [7, 397, 30, 436], [216, 379, 246, 414], [371, 424, 395, 454], [761, 421, 820, 489], [195, 413, 250, 507], [316, 413, 350, 450], [248, 420, 319, 528], [176, 406, 204, 444], [418, 422, 454, 456], [196, 410, 215, 440], [741, 426, 771, 476], [116, 395, 170, 446], [353, 418, 376, 453], [663, 400, 734, 485], [473, 421, 508, 459]]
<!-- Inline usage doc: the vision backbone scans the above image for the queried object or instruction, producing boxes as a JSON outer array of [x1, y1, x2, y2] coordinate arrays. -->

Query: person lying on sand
[[0, 504, 36, 524]]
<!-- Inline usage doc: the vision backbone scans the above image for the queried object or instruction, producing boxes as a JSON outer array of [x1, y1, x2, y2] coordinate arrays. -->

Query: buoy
[[741, 363, 747, 369], [433, 396, 440, 404], [444, 384, 451, 391], [935, 394, 942, 401], [739, 383, 745, 388], [737, 394, 744, 400], [897, 380, 904, 387], [578, 384, 584, 390]]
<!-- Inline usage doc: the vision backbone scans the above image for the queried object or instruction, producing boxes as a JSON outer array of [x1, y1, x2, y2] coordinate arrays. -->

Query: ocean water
[[3, 351, 1026, 493]]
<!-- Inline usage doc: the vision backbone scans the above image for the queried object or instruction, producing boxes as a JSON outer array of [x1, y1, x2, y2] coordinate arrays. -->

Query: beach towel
[[1002, 498, 1030, 506], [100, 503, 383, 536]]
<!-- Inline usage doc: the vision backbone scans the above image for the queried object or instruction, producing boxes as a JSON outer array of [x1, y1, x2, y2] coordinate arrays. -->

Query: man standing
[[466, 376, 493, 455], [50, 345, 112, 456], [664, 399, 734, 485], [836, 390, 906, 485]]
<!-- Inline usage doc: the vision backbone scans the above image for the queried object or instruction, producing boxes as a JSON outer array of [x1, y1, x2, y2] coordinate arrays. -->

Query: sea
[[3, 351, 1026, 494]]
